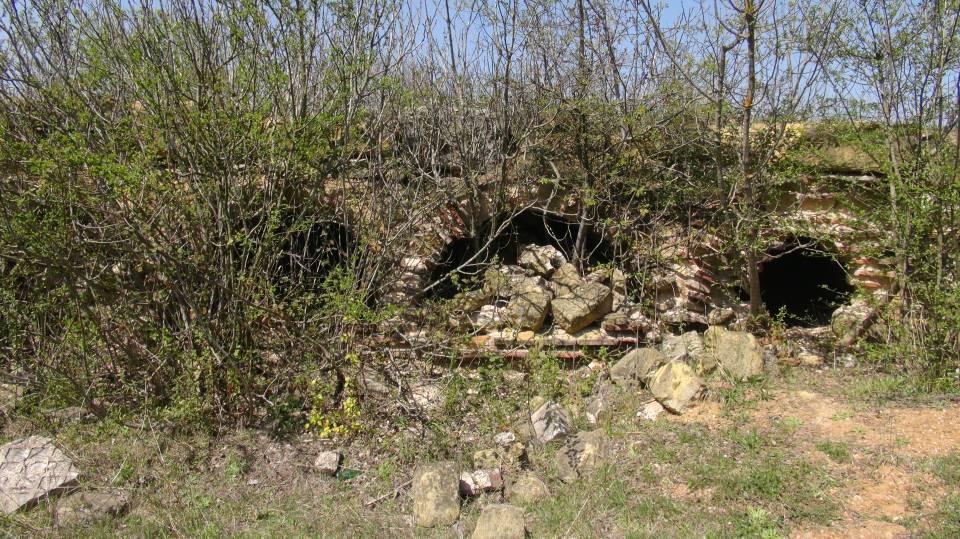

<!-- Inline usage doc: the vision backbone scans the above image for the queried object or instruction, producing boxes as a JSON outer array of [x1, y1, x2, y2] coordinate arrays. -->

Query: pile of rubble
[[454, 244, 657, 355]]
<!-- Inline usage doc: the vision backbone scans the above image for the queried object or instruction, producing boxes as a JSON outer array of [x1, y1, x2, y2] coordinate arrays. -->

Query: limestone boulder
[[551, 282, 613, 333], [585, 267, 626, 294], [502, 283, 552, 331], [412, 461, 460, 528], [0, 436, 80, 514], [472, 504, 526, 539], [707, 307, 736, 326], [649, 361, 703, 413], [703, 327, 763, 380], [549, 263, 583, 297], [610, 348, 667, 388], [518, 244, 567, 277], [456, 289, 494, 313]]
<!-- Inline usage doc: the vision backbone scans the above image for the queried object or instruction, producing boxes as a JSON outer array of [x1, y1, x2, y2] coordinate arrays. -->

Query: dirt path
[[679, 388, 960, 538]]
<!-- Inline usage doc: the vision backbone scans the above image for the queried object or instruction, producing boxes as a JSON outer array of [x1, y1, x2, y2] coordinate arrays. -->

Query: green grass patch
[[932, 452, 960, 486], [816, 440, 852, 463], [924, 495, 960, 539]]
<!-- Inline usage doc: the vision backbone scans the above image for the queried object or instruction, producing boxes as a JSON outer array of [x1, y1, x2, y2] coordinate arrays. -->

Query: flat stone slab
[[0, 436, 79, 514]]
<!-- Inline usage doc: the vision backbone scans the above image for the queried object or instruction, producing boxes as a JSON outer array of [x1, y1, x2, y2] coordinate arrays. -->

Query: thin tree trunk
[[742, 0, 763, 318]]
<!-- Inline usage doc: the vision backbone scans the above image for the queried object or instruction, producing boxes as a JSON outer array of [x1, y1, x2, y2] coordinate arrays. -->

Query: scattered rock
[[584, 379, 619, 425], [494, 432, 517, 447], [471, 503, 526, 539], [412, 461, 460, 528], [703, 327, 763, 379], [506, 473, 550, 504], [551, 282, 613, 333], [601, 310, 653, 333], [637, 401, 665, 421], [518, 244, 567, 277], [584, 395, 606, 425], [359, 368, 393, 397], [54, 490, 129, 525], [476, 437, 525, 469], [49, 406, 93, 424], [459, 469, 504, 497], [500, 442, 527, 467], [512, 418, 534, 445], [0, 436, 80, 514], [660, 331, 705, 363], [648, 361, 703, 414], [530, 401, 573, 445], [554, 429, 609, 483], [314, 451, 341, 476], [610, 348, 667, 388]]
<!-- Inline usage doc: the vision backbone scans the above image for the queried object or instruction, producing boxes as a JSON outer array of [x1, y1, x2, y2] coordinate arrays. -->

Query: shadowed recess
[[277, 219, 353, 288], [759, 237, 854, 327]]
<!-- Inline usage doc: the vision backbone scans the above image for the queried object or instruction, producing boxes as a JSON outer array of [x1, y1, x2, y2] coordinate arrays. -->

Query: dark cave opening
[[759, 237, 854, 327], [429, 209, 614, 299], [276, 219, 352, 288]]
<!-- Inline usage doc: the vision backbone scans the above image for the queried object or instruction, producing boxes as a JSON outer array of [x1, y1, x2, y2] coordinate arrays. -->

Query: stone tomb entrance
[[759, 237, 854, 327]]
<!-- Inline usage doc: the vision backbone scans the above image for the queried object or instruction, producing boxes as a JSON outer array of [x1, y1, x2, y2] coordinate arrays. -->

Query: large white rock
[[0, 436, 80, 514], [549, 263, 583, 297]]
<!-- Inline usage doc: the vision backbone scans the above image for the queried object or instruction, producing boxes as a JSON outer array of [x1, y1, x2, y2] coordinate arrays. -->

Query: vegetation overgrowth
[[0, 0, 957, 429]]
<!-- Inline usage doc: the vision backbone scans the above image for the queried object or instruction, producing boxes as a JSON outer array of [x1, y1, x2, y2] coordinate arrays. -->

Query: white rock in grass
[[0, 436, 79, 514]]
